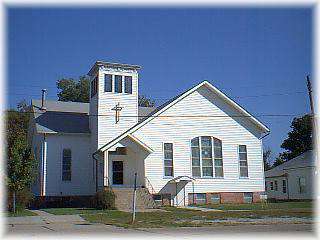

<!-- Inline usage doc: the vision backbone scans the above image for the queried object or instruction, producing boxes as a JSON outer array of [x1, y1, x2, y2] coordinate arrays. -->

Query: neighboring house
[[28, 61, 270, 207], [265, 150, 316, 201]]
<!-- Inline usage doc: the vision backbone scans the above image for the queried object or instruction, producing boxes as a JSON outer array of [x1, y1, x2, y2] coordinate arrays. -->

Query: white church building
[[28, 61, 270, 207]]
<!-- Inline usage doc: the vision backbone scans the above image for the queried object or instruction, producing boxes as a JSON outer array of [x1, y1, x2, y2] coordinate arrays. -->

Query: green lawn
[[7, 209, 37, 217], [81, 206, 313, 229], [42, 208, 109, 215], [198, 201, 313, 211]]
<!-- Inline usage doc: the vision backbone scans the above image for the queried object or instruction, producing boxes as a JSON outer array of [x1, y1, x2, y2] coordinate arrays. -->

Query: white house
[[28, 61, 270, 207], [265, 150, 316, 201]]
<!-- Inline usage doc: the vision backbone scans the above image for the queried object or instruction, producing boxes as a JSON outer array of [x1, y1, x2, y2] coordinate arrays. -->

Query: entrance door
[[112, 161, 123, 185]]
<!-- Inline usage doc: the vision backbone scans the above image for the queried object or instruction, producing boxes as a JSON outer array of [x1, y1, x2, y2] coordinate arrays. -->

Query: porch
[[95, 134, 154, 191]]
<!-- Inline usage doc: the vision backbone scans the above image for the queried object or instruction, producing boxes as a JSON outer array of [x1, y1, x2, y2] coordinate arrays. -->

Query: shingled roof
[[265, 150, 315, 178], [31, 99, 155, 134]]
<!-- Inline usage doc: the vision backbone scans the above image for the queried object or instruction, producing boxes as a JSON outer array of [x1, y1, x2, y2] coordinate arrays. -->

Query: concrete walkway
[[179, 206, 223, 212], [7, 210, 86, 225]]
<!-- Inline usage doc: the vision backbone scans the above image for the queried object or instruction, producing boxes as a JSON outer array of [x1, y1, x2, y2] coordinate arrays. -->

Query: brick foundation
[[188, 192, 264, 205], [220, 192, 244, 204]]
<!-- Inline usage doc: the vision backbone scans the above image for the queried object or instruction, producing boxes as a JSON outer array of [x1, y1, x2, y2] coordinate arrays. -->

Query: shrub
[[7, 188, 34, 212], [95, 188, 116, 210]]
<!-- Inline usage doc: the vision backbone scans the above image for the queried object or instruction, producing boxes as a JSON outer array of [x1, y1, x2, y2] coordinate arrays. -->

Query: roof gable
[[98, 80, 269, 153], [265, 150, 315, 177]]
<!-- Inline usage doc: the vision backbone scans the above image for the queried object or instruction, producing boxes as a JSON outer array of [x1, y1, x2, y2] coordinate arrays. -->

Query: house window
[[124, 76, 132, 94], [274, 180, 278, 191], [214, 139, 223, 177], [91, 76, 98, 97], [189, 193, 206, 205], [244, 192, 253, 203], [191, 137, 201, 177], [239, 145, 248, 178], [211, 193, 221, 204], [298, 177, 306, 193], [191, 136, 224, 178], [196, 193, 206, 204], [62, 149, 72, 181], [201, 137, 213, 177], [270, 181, 274, 190], [115, 75, 122, 93], [163, 143, 173, 177], [104, 74, 112, 92], [282, 179, 287, 193]]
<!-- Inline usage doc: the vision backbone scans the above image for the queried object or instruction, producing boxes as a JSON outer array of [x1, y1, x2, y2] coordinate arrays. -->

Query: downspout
[[92, 151, 99, 193], [260, 131, 270, 197]]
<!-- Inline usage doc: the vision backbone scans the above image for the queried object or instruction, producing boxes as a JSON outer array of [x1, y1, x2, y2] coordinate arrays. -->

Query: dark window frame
[[62, 149, 72, 181], [114, 75, 122, 93], [163, 143, 173, 177], [239, 145, 248, 178], [124, 76, 132, 94], [104, 74, 112, 92]]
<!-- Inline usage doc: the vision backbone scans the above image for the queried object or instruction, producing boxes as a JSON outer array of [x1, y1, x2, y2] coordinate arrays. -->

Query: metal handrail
[[144, 177, 156, 195], [104, 176, 112, 190]]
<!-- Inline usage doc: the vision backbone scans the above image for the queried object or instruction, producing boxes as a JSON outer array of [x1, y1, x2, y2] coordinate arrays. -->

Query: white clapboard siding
[[133, 85, 265, 195], [90, 67, 139, 151], [44, 134, 95, 196]]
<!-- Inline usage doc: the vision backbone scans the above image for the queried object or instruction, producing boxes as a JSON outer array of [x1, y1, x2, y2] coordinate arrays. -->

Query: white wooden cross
[[111, 102, 123, 124]]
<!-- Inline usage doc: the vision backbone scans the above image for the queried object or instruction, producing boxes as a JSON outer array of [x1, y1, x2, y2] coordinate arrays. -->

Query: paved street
[[5, 210, 314, 236]]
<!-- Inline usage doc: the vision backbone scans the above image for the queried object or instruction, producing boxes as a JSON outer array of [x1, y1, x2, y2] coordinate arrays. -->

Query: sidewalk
[[7, 210, 87, 225]]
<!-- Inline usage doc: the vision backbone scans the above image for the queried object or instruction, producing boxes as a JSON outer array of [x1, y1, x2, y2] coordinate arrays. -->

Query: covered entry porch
[[95, 134, 153, 190]]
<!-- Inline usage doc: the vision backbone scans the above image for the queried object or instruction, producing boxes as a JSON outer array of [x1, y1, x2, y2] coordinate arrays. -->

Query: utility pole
[[132, 172, 137, 224], [306, 75, 314, 116]]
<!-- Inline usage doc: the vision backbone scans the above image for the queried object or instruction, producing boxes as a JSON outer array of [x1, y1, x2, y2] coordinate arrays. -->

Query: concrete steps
[[112, 187, 156, 212]]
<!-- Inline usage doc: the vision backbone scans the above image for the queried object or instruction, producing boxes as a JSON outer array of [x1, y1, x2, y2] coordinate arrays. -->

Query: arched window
[[191, 136, 224, 178]]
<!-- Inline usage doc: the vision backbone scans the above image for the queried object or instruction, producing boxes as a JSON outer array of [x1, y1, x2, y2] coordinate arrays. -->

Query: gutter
[[92, 151, 100, 193], [259, 131, 270, 140]]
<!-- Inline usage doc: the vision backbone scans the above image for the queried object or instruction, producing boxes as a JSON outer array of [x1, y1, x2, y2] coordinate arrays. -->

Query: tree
[[6, 100, 30, 160], [6, 135, 36, 212], [6, 101, 36, 212], [263, 148, 272, 171], [272, 157, 285, 168], [57, 76, 90, 103], [278, 114, 313, 162], [138, 95, 155, 107], [57, 77, 156, 107]]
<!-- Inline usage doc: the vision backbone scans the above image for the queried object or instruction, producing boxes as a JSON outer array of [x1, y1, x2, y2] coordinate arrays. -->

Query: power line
[[6, 90, 305, 100], [4, 110, 305, 118]]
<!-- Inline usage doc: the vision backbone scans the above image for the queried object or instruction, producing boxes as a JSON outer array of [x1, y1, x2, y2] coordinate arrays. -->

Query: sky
[[6, 7, 312, 161]]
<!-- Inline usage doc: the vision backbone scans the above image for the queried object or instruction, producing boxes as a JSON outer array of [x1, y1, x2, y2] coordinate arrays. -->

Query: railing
[[104, 176, 112, 190], [144, 177, 156, 195]]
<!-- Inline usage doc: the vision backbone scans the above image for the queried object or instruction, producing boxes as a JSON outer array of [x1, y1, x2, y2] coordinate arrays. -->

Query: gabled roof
[[265, 150, 315, 178], [31, 100, 90, 134], [98, 80, 270, 153]]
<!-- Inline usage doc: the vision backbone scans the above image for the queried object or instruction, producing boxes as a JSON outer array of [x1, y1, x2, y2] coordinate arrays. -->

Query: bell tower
[[88, 61, 140, 150]]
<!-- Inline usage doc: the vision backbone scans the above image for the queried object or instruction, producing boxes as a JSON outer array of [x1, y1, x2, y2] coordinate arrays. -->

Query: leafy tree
[[272, 157, 285, 168], [6, 100, 30, 160], [57, 76, 90, 103], [138, 95, 155, 107], [278, 114, 313, 162], [6, 101, 36, 212], [57, 77, 156, 107], [263, 148, 272, 171], [7, 135, 36, 212]]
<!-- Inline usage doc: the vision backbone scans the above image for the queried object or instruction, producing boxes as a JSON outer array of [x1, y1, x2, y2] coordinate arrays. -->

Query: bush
[[7, 188, 34, 212], [95, 188, 116, 210]]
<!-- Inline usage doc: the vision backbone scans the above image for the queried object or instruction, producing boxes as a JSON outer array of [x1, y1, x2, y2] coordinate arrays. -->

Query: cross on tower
[[111, 102, 123, 124]]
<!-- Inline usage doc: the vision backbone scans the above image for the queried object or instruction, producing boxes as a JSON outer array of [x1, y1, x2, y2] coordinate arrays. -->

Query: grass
[[81, 205, 313, 229], [198, 201, 313, 211], [7, 209, 37, 217], [42, 208, 109, 215]]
